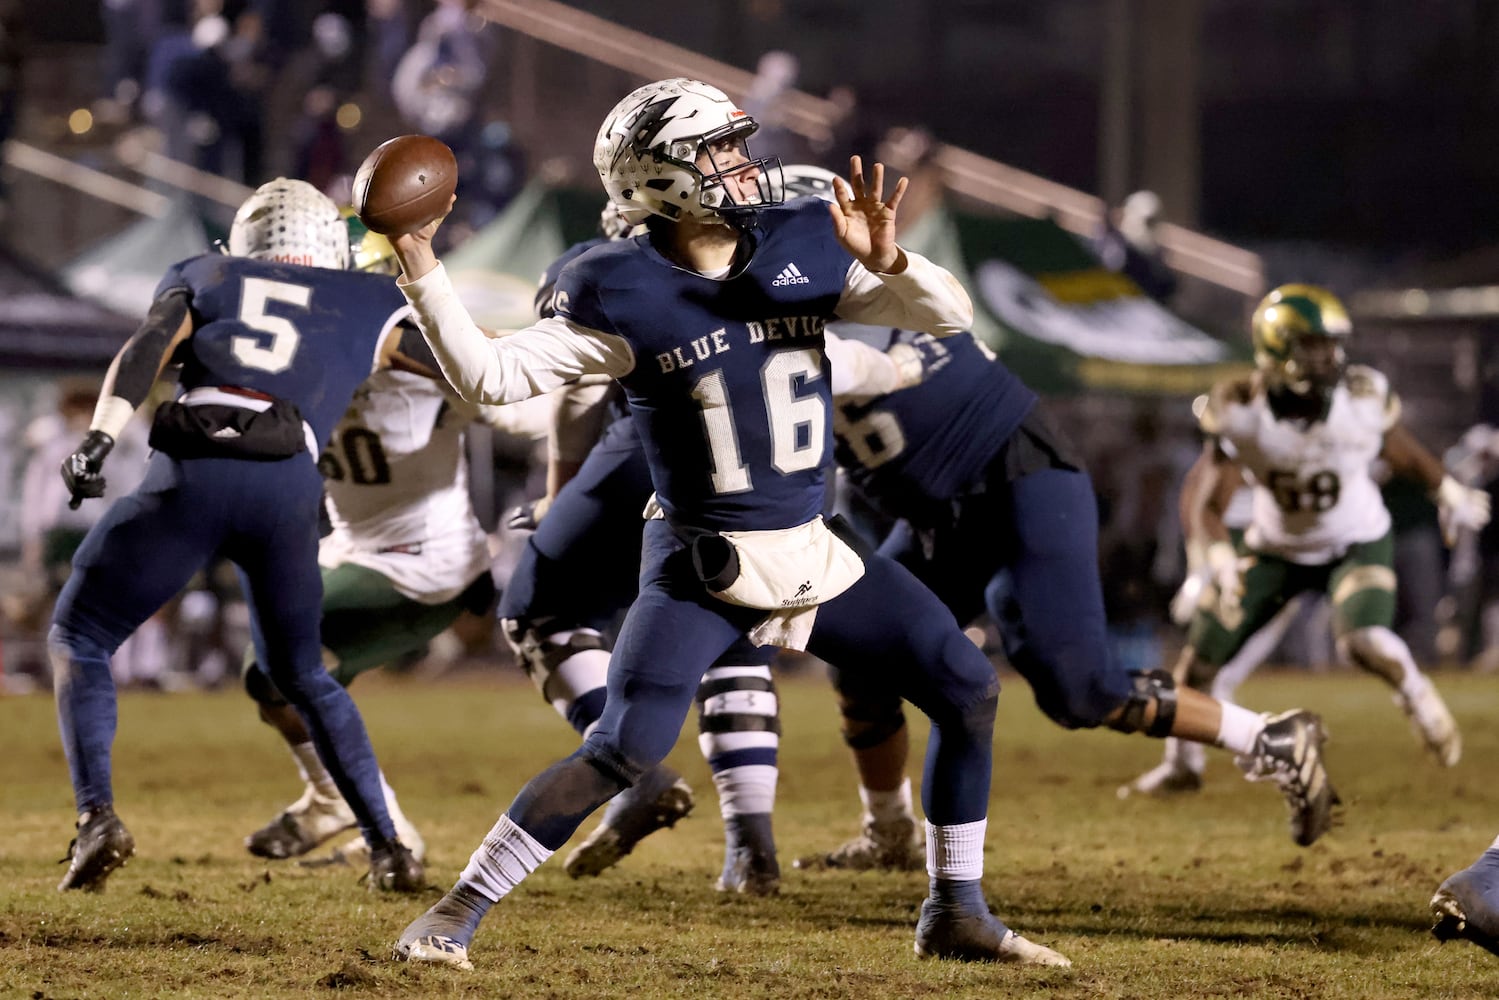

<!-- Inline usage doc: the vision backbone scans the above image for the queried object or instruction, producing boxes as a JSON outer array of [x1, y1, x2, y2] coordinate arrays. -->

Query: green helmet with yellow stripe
[[339, 207, 399, 275], [1251, 283, 1350, 399]]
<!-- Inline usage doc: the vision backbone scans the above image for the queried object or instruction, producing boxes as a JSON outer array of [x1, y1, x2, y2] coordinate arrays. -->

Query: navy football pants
[[842, 466, 1132, 731], [49, 452, 395, 843], [508, 518, 999, 849]]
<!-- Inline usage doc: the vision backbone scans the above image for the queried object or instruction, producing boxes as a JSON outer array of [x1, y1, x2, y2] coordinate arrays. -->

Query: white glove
[[1436, 474, 1492, 545], [1204, 541, 1244, 614], [1169, 568, 1210, 627]]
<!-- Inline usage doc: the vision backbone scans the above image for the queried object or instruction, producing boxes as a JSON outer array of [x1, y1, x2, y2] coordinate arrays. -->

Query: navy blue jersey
[[834, 330, 1037, 515], [536, 238, 606, 319], [155, 255, 409, 445], [554, 201, 852, 532]]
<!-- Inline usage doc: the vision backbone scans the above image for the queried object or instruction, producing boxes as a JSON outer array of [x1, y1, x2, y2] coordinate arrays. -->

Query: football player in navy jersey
[[798, 324, 1341, 872], [388, 78, 1069, 969], [498, 204, 783, 895], [502, 183, 911, 897], [50, 178, 425, 894]]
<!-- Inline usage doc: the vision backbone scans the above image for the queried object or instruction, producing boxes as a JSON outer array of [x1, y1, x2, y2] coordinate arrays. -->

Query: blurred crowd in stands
[[14, 0, 528, 235]]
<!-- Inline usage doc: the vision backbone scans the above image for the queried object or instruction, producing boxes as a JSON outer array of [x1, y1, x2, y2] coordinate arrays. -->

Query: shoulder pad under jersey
[[1199, 376, 1256, 435]]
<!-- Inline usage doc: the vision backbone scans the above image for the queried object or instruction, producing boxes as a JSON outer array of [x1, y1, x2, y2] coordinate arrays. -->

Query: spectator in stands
[[1093, 190, 1178, 305], [740, 50, 812, 165]]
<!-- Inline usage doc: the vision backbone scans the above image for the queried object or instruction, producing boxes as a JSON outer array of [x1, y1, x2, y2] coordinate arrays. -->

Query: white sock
[[1214, 703, 1266, 756], [459, 814, 555, 903], [712, 764, 778, 818], [290, 741, 339, 798], [861, 776, 916, 825], [1488, 834, 1499, 853], [925, 818, 986, 881]]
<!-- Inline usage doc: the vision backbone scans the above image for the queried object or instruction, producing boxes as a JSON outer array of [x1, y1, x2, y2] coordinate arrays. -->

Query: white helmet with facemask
[[593, 78, 782, 226]]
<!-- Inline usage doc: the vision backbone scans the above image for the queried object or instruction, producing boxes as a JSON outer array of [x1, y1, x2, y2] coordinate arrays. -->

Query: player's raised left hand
[[829, 156, 908, 275]]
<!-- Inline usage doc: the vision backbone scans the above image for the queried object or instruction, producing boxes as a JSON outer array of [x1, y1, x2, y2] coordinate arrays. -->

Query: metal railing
[[473, 0, 1264, 298], [2, 137, 252, 215]]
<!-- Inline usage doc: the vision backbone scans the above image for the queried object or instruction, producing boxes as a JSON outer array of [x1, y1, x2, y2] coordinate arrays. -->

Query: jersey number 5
[[692, 348, 825, 494], [233, 277, 310, 373]]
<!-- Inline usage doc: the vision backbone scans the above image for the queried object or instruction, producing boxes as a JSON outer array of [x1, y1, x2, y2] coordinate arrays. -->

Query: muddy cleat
[[1432, 850, 1499, 957], [367, 840, 425, 893], [563, 765, 693, 878], [1396, 677, 1462, 767], [914, 900, 1071, 966], [58, 805, 136, 892], [717, 813, 780, 895], [393, 883, 492, 970], [1117, 760, 1204, 799], [331, 795, 426, 867], [245, 784, 357, 859], [1237, 709, 1340, 847], [794, 815, 925, 872]]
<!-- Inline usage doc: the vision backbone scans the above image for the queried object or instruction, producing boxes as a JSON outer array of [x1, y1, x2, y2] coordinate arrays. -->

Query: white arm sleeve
[[834, 249, 974, 338], [398, 262, 635, 405], [824, 332, 903, 399]]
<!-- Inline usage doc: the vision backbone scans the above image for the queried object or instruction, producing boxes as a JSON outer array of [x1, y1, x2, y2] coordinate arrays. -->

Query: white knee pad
[[501, 619, 611, 720]]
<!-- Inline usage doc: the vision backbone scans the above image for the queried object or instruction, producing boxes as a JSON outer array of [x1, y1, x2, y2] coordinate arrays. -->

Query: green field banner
[[901, 207, 1251, 395]]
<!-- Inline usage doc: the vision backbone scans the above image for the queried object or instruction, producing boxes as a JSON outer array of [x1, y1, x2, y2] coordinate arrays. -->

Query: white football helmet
[[593, 78, 781, 225], [777, 163, 840, 204], [229, 178, 350, 270]]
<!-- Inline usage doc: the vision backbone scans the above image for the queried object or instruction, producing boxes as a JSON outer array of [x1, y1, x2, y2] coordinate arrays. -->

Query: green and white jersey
[[1202, 365, 1399, 565], [317, 369, 492, 603]]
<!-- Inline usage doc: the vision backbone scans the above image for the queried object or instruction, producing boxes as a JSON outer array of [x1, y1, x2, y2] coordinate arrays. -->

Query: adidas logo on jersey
[[772, 262, 809, 286]]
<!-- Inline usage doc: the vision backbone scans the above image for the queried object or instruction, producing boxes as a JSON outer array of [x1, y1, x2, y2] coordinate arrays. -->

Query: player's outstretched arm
[[1181, 441, 1247, 612], [389, 201, 632, 406], [1384, 423, 1493, 543], [61, 289, 194, 507]]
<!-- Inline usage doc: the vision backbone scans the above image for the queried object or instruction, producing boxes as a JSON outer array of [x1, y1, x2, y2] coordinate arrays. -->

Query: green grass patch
[[4, 668, 1499, 998]]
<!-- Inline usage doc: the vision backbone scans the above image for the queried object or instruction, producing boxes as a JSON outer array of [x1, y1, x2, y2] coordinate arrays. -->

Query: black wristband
[[78, 429, 115, 464]]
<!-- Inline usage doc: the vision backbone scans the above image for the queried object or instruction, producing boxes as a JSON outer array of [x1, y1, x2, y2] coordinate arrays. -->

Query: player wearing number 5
[[1156, 285, 1490, 780], [385, 77, 1068, 968], [238, 216, 499, 868], [50, 179, 428, 894]]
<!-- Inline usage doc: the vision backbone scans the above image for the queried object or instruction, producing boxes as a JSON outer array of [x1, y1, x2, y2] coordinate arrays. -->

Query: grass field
[[5, 666, 1499, 999]]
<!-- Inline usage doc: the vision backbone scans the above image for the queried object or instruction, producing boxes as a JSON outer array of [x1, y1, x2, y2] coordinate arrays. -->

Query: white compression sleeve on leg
[[460, 814, 555, 903], [925, 819, 986, 882]]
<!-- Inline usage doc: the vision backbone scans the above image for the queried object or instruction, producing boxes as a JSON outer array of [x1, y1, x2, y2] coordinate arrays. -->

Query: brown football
[[352, 135, 458, 236]]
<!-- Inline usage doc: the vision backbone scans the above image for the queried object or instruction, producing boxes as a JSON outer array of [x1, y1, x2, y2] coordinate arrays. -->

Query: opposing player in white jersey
[[240, 218, 497, 865], [1124, 284, 1489, 796], [1124, 437, 1312, 797]]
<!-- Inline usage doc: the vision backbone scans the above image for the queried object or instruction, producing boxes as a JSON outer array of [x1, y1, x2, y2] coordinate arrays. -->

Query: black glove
[[61, 430, 115, 510]]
